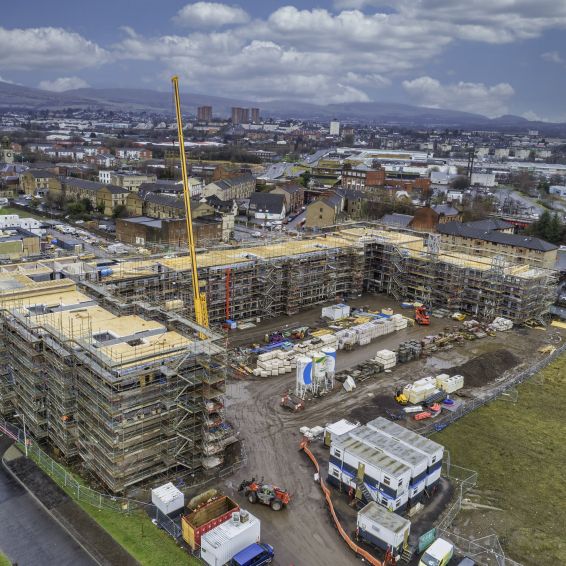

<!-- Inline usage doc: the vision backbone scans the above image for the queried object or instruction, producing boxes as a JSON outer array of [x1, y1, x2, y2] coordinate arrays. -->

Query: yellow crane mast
[[171, 75, 209, 330]]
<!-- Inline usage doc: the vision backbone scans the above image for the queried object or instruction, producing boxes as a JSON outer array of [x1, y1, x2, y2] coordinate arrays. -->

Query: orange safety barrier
[[299, 439, 384, 566]]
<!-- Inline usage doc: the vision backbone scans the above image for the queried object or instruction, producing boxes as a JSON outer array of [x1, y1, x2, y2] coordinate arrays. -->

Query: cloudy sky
[[1, 0, 565, 120]]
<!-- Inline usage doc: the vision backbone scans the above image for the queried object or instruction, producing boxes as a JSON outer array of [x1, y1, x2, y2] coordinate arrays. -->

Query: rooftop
[[358, 501, 410, 534], [437, 221, 558, 251]]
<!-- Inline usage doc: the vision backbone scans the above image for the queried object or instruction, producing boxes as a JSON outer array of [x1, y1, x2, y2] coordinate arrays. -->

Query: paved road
[[0, 437, 96, 566]]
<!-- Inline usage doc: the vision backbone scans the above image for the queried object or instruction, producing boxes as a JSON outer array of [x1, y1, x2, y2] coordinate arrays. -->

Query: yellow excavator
[[171, 76, 209, 332]]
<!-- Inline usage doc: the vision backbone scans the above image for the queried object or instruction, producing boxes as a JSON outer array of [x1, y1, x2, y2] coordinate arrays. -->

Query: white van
[[419, 538, 454, 566]]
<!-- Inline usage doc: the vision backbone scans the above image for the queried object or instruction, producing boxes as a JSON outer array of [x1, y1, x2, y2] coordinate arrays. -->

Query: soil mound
[[449, 348, 521, 387]]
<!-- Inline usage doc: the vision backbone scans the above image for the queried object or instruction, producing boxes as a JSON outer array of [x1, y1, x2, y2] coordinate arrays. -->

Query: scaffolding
[[0, 275, 233, 493], [0, 224, 557, 334]]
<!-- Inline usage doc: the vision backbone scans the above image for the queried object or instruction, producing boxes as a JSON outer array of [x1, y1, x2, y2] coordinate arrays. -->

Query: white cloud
[[333, 0, 386, 8], [112, 2, 566, 107], [521, 110, 546, 122], [174, 2, 249, 27], [395, 0, 566, 43], [402, 76, 515, 117], [0, 75, 19, 85], [0, 27, 109, 71], [38, 77, 90, 92], [115, 6, 449, 104], [541, 50, 563, 63]]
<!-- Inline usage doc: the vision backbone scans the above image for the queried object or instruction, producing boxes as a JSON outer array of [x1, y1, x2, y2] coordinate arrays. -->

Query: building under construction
[[0, 273, 235, 493], [0, 224, 556, 491], [54, 225, 557, 325]]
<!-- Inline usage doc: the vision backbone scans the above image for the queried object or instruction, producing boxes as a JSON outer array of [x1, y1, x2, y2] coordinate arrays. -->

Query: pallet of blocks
[[403, 376, 438, 404], [435, 373, 464, 393], [374, 349, 396, 370], [254, 350, 295, 377]]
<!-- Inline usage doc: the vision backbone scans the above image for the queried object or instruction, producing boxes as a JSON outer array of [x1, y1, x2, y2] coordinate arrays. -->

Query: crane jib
[[171, 76, 209, 331]]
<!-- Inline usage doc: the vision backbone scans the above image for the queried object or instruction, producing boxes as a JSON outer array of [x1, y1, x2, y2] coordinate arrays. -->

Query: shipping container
[[357, 501, 410, 555], [182, 496, 240, 550], [200, 510, 261, 566]]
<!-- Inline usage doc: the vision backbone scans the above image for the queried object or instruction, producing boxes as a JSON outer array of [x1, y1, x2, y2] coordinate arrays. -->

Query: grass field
[[76, 505, 198, 566], [0, 207, 42, 219], [437, 354, 566, 565], [0, 552, 11, 566]]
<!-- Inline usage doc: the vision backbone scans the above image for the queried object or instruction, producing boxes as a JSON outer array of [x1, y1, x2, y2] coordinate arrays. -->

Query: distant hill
[[1, 81, 564, 132]]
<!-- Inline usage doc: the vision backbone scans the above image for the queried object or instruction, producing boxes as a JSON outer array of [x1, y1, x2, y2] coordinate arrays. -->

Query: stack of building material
[[490, 317, 513, 331], [391, 314, 408, 330], [335, 328, 356, 350], [254, 350, 296, 377], [374, 349, 397, 370], [403, 376, 437, 404], [397, 340, 422, 363], [436, 374, 464, 393], [322, 303, 350, 320], [403, 382, 438, 404]]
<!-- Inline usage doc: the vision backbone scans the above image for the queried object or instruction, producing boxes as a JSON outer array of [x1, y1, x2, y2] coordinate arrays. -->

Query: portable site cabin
[[324, 419, 359, 447], [349, 426, 429, 504], [357, 501, 410, 556], [367, 417, 444, 488], [329, 435, 411, 512], [151, 482, 184, 515]]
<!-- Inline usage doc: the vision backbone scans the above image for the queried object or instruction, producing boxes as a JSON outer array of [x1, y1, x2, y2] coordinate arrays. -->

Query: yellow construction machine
[[395, 389, 408, 405], [171, 76, 209, 332]]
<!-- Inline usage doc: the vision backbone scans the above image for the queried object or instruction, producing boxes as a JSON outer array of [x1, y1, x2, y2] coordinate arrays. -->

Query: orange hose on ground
[[300, 440, 383, 566]]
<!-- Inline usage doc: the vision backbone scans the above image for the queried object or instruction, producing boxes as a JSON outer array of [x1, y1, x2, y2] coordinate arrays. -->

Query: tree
[[450, 176, 470, 191], [96, 202, 106, 215], [299, 171, 311, 188], [546, 213, 563, 243], [511, 171, 536, 194], [112, 204, 128, 218], [529, 210, 551, 239], [81, 198, 93, 213], [538, 179, 550, 194]]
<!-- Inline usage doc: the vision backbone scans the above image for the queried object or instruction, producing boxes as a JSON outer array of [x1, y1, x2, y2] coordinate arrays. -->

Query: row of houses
[[26, 144, 152, 162]]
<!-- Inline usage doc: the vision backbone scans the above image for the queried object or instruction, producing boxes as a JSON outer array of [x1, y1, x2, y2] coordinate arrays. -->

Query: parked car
[[231, 543, 274, 566]]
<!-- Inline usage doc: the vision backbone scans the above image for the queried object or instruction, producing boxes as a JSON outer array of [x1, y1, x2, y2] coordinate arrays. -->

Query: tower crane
[[171, 76, 209, 331]]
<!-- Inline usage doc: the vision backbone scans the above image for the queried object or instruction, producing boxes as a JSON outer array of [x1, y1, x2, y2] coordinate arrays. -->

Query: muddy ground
[[217, 294, 563, 566]]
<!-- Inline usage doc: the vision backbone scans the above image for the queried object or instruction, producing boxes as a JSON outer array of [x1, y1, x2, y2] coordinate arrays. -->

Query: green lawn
[[76, 505, 197, 566], [437, 354, 566, 565], [0, 552, 11, 566], [0, 207, 42, 219]]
